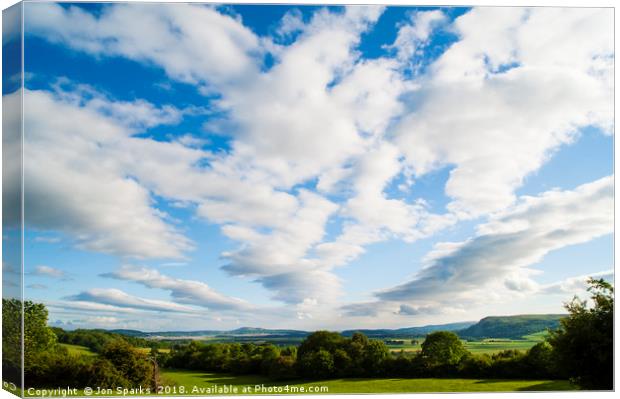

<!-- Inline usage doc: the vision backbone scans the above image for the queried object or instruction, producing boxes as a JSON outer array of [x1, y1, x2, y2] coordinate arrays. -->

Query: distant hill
[[108, 321, 476, 340], [106, 315, 565, 341], [341, 321, 476, 338], [457, 314, 566, 340]]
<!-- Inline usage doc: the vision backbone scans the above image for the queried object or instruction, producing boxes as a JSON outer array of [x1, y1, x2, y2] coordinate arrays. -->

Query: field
[[59, 343, 97, 357], [160, 370, 575, 394], [137, 347, 171, 354], [385, 334, 547, 355]]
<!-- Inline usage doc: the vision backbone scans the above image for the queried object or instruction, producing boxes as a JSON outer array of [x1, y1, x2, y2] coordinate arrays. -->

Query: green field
[[160, 370, 575, 394], [463, 339, 541, 354], [136, 347, 171, 354], [385, 332, 548, 355], [59, 343, 97, 357]]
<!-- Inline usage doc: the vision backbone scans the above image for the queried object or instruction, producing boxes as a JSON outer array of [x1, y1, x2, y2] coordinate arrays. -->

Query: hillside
[[457, 314, 566, 340], [341, 321, 476, 337]]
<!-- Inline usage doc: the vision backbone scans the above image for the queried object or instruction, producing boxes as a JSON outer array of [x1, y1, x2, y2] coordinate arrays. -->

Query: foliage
[[548, 278, 613, 389], [52, 327, 158, 353], [421, 331, 467, 370], [99, 339, 155, 388], [2, 298, 22, 385]]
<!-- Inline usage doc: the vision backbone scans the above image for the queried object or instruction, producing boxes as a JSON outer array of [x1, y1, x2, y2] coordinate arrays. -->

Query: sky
[[1, 2, 614, 331]]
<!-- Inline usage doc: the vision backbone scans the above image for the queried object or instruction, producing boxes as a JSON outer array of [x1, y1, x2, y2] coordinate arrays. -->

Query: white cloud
[[26, 3, 261, 91], [387, 9, 447, 65], [541, 269, 614, 296], [101, 265, 253, 312], [374, 176, 613, 309], [32, 265, 66, 279], [395, 7, 613, 218], [66, 288, 199, 313], [18, 87, 195, 259]]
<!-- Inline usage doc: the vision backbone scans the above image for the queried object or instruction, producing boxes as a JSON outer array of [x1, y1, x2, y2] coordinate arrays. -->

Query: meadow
[[376, 333, 547, 355], [159, 370, 575, 394]]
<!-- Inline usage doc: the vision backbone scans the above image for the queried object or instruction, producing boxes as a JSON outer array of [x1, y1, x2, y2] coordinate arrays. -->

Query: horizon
[[3, 2, 614, 331]]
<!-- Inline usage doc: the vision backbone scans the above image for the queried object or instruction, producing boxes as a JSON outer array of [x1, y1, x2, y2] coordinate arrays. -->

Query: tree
[[548, 278, 613, 389], [24, 301, 58, 359], [421, 331, 467, 369], [297, 349, 334, 379], [297, 331, 345, 358], [100, 339, 155, 388], [2, 298, 22, 385], [524, 342, 555, 378], [361, 340, 389, 376]]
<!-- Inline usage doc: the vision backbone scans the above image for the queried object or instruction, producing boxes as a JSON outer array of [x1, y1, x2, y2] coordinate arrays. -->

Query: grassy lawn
[[160, 370, 576, 394], [59, 343, 96, 357]]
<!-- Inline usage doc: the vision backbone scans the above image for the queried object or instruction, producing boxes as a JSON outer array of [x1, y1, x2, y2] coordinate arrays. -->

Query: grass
[[136, 347, 171, 354], [386, 337, 543, 355], [159, 370, 576, 395], [385, 329, 554, 355], [59, 343, 96, 357], [463, 339, 541, 354]]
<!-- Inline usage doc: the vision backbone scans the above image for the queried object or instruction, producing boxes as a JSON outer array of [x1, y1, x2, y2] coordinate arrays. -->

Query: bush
[[100, 339, 155, 388], [25, 349, 91, 388], [87, 358, 130, 388]]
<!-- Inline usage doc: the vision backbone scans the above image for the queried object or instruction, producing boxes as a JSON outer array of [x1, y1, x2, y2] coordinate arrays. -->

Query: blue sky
[[2, 2, 613, 331]]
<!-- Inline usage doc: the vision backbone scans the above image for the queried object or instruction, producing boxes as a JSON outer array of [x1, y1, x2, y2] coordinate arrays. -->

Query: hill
[[457, 314, 566, 340], [341, 321, 476, 337]]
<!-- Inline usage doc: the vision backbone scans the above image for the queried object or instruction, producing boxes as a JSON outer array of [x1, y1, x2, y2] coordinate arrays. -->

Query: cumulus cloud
[[375, 176, 613, 308], [395, 7, 613, 217], [19, 88, 194, 259], [101, 265, 253, 312], [387, 9, 447, 66], [25, 3, 261, 91]]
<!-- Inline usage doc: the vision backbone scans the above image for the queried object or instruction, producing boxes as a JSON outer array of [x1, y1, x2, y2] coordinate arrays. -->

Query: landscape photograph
[[1, 1, 614, 396]]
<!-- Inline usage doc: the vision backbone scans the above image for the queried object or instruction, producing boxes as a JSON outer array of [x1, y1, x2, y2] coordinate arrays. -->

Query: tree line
[[2, 300, 158, 390], [2, 278, 613, 390]]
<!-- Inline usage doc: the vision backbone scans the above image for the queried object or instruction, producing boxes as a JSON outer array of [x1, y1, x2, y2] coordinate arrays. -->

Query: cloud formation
[[66, 288, 199, 313], [20, 4, 614, 327], [101, 265, 253, 312], [366, 176, 613, 314]]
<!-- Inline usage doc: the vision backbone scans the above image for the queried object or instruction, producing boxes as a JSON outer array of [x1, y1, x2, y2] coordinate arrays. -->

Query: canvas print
[[1, 1, 614, 397]]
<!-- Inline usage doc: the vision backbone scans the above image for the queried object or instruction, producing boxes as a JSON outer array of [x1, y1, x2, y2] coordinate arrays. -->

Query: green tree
[[24, 302, 58, 358], [297, 349, 335, 379], [548, 278, 613, 389], [421, 331, 467, 368], [524, 341, 555, 378], [100, 339, 155, 388], [361, 340, 389, 376], [297, 331, 345, 357], [2, 298, 22, 385]]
